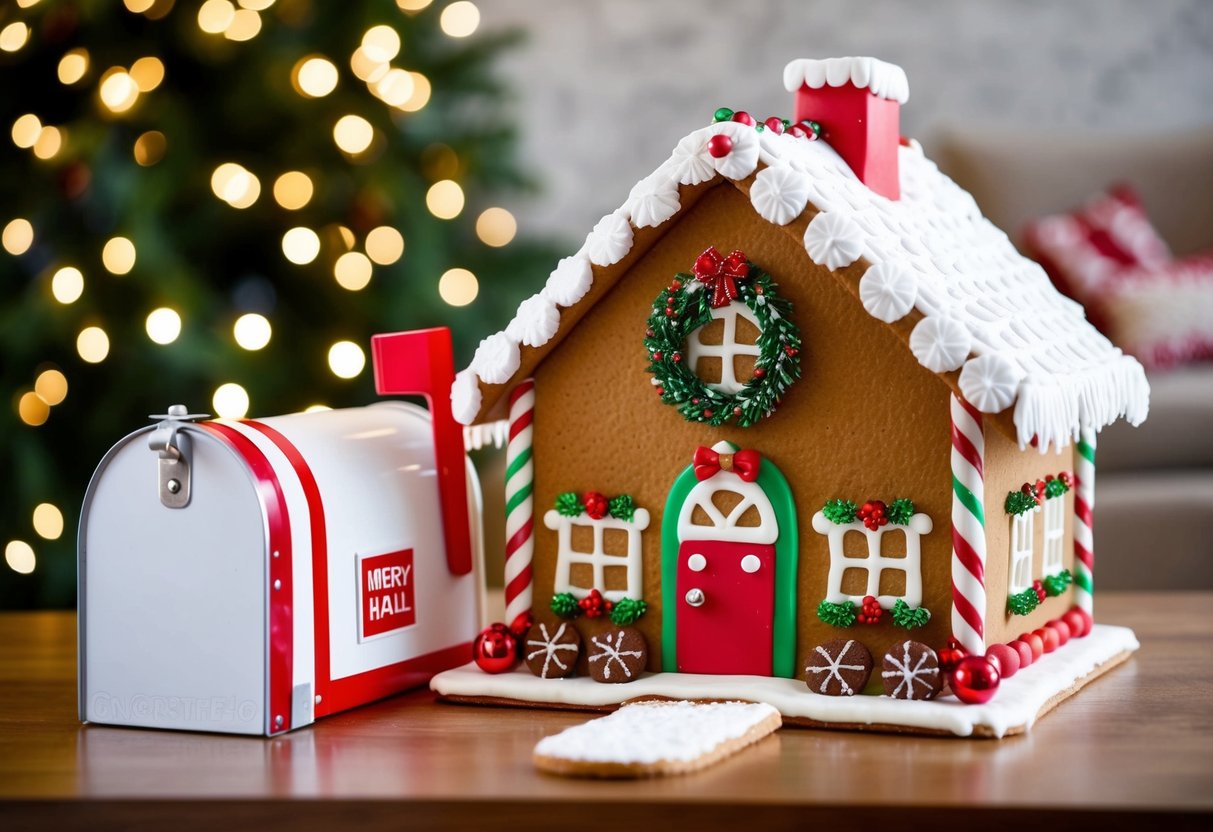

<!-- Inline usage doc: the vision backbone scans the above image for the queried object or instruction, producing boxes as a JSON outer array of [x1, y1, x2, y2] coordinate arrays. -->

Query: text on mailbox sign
[[359, 549, 416, 638]]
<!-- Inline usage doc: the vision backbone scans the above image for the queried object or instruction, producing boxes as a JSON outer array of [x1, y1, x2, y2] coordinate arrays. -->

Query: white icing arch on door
[[677, 473, 777, 545]]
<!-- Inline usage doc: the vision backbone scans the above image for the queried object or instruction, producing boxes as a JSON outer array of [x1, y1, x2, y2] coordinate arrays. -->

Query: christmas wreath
[[645, 246, 802, 427]]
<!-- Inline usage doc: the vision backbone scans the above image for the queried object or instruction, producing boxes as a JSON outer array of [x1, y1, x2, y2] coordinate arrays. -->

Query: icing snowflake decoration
[[588, 632, 644, 681], [506, 293, 561, 348], [450, 368, 482, 426], [526, 622, 579, 679], [470, 331, 520, 385], [450, 57, 1149, 452], [806, 640, 867, 696], [881, 641, 941, 700]]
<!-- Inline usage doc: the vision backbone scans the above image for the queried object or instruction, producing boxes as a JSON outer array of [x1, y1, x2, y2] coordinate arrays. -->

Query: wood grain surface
[[1, 592, 1210, 831]]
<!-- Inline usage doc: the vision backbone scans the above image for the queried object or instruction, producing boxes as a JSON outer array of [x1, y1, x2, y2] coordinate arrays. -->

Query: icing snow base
[[433, 623, 1138, 738]]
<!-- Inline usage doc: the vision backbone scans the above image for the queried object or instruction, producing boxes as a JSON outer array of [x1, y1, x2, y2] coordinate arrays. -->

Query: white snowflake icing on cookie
[[806, 640, 866, 696], [881, 641, 941, 700], [803, 211, 864, 270], [584, 212, 633, 267], [526, 622, 579, 679], [589, 631, 644, 681]]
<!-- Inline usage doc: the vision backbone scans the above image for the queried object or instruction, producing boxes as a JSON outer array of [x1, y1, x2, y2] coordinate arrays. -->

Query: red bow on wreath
[[693, 446, 762, 482], [692, 246, 750, 308]]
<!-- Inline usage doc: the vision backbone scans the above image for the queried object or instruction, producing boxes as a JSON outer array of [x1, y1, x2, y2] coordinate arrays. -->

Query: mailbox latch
[[148, 404, 210, 509]]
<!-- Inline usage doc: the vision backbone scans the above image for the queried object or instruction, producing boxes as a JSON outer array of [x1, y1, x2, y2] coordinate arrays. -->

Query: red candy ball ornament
[[730, 110, 755, 126], [473, 624, 518, 674], [583, 491, 608, 520], [1019, 631, 1044, 662], [707, 134, 734, 158], [937, 640, 967, 673], [1036, 626, 1060, 654], [1010, 638, 1034, 669], [763, 116, 785, 134], [1047, 618, 1071, 646], [509, 610, 534, 639], [950, 656, 1001, 704], [985, 643, 1021, 680]]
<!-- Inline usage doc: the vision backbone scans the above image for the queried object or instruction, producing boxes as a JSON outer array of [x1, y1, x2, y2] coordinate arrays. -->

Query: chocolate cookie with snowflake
[[524, 617, 582, 679], [587, 627, 648, 684], [804, 638, 873, 696], [881, 640, 943, 700]]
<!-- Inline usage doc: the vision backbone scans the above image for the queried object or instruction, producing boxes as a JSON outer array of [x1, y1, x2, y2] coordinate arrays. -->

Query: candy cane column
[[949, 394, 987, 656], [504, 379, 536, 624], [1073, 428, 1096, 616]]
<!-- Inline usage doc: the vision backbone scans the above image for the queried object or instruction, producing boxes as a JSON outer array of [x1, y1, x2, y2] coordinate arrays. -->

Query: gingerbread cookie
[[881, 640, 943, 700], [533, 700, 781, 778], [587, 627, 647, 683], [524, 618, 581, 679], [804, 638, 872, 696]]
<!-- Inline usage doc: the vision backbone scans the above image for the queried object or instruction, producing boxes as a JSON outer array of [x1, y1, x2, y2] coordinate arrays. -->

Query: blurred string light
[[133, 130, 166, 165], [281, 226, 320, 264], [361, 25, 400, 63], [426, 179, 464, 219], [349, 47, 389, 84], [372, 68, 414, 108], [0, 22, 30, 53], [212, 382, 250, 418], [399, 72, 430, 112], [239, 0, 277, 11], [211, 162, 260, 208], [11, 114, 41, 148], [34, 369, 68, 406], [129, 57, 165, 92], [17, 392, 50, 426], [327, 341, 365, 378], [396, 0, 433, 11], [145, 307, 182, 344], [304, 404, 331, 413], [333, 114, 374, 155], [198, 0, 236, 34], [3, 218, 34, 255], [32, 504, 64, 540], [76, 326, 110, 363], [476, 207, 516, 247], [333, 251, 372, 290], [438, 267, 478, 306], [364, 226, 404, 265], [123, 0, 156, 12], [233, 313, 271, 350], [51, 267, 84, 304], [102, 236, 137, 274], [440, 2, 480, 38], [292, 56, 338, 98], [99, 68, 139, 113], [57, 49, 90, 85], [225, 8, 263, 42], [5, 541, 36, 575], [336, 226, 356, 249], [32, 125, 63, 160], [273, 171, 313, 209]]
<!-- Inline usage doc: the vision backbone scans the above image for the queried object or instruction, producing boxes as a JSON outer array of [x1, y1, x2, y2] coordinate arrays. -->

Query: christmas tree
[[0, 0, 560, 608]]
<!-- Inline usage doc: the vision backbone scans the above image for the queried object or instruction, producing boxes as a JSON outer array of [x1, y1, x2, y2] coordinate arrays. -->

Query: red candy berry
[[937, 641, 967, 673], [1070, 606, 1093, 637], [950, 656, 1001, 704], [1063, 609, 1087, 639], [508, 611, 534, 640], [730, 110, 755, 126], [763, 116, 784, 134], [1019, 631, 1044, 662], [985, 643, 1020, 680], [472, 624, 518, 674], [788, 124, 809, 138], [707, 134, 734, 158], [1032, 579, 1047, 603], [1048, 618, 1072, 646], [1010, 638, 1034, 668], [1036, 626, 1060, 654], [857, 595, 883, 625], [583, 492, 608, 520], [856, 500, 889, 531], [578, 588, 613, 619]]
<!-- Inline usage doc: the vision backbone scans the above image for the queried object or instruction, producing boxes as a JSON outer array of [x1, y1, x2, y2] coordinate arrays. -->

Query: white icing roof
[[455, 117, 1149, 451], [783, 57, 910, 104]]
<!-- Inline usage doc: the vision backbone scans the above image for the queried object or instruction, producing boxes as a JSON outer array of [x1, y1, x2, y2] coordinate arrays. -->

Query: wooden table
[[2, 592, 1211, 831]]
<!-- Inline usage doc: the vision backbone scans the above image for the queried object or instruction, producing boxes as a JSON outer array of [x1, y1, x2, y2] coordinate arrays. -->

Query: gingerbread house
[[439, 57, 1148, 726]]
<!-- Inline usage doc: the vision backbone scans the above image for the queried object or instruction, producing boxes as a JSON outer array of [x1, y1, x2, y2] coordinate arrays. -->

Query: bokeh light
[[3, 218, 34, 255], [102, 236, 137, 274], [475, 207, 517, 247], [57, 49, 90, 85], [372, 68, 415, 108], [426, 179, 464, 219], [397, 0, 433, 10], [34, 369, 67, 406], [293, 56, 338, 98], [333, 114, 374, 155], [282, 226, 321, 264], [145, 307, 182, 344], [327, 341, 366, 378], [273, 171, 314, 209], [11, 114, 41, 148], [334, 251, 373, 290], [365, 226, 404, 265], [129, 56, 165, 92], [17, 392, 50, 426], [99, 69, 139, 113], [397, 72, 431, 112], [361, 25, 401, 63], [304, 404, 331, 413], [0, 22, 30, 53], [211, 162, 260, 208], [225, 8, 262, 41], [133, 130, 166, 165], [51, 267, 84, 304], [76, 326, 110, 363], [32, 504, 64, 540], [32, 126, 62, 159], [124, 0, 156, 12], [5, 541, 35, 575], [212, 382, 250, 418], [198, 0, 236, 34], [233, 313, 271, 350], [440, 2, 480, 38], [438, 267, 479, 306]]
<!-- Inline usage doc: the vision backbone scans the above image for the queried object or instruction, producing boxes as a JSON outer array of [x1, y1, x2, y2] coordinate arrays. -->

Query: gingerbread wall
[[530, 180, 962, 675]]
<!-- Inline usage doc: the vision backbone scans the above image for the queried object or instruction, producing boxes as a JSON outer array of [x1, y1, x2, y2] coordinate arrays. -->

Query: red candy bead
[[707, 134, 734, 158], [1010, 638, 1034, 669], [985, 643, 1020, 680], [1071, 606, 1094, 637], [788, 124, 809, 138], [1035, 626, 1060, 654], [763, 116, 784, 134], [583, 492, 608, 520], [730, 111, 755, 126], [473, 625, 518, 674], [508, 610, 534, 640], [1047, 618, 1072, 646], [1063, 609, 1087, 639], [950, 656, 1001, 704], [938, 642, 967, 673], [1019, 631, 1044, 662]]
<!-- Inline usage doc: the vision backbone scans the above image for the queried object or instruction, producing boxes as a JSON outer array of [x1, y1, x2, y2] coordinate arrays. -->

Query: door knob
[[685, 587, 705, 607]]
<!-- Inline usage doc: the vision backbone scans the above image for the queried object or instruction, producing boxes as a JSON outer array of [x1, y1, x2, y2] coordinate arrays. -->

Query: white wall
[[483, 0, 1213, 239]]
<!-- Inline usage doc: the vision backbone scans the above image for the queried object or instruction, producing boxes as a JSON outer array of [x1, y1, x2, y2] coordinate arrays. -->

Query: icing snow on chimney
[[783, 57, 908, 200]]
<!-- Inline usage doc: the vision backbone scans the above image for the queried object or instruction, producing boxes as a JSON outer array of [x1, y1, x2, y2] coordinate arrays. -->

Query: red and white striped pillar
[[949, 393, 987, 656], [1073, 428, 1096, 616], [504, 379, 536, 624]]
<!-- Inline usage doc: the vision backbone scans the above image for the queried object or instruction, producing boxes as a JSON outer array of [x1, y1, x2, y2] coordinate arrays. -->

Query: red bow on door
[[693, 446, 761, 482], [692, 246, 749, 309]]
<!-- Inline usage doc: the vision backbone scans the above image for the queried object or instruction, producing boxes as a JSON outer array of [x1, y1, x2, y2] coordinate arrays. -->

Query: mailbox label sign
[[358, 549, 416, 640]]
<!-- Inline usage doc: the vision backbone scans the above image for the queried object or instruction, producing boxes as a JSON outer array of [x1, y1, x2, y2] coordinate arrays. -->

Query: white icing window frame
[[1042, 496, 1064, 575], [686, 300, 761, 395], [810, 511, 932, 609], [1009, 510, 1035, 594], [544, 508, 650, 603], [677, 475, 777, 545]]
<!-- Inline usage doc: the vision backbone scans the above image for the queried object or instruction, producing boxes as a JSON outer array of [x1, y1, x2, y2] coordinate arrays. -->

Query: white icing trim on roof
[[783, 57, 910, 104], [453, 116, 1149, 450]]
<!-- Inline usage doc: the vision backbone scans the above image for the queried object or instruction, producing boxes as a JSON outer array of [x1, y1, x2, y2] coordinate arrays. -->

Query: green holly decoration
[[822, 499, 858, 525], [1007, 588, 1040, 616], [550, 592, 580, 619], [1045, 478, 1070, 499], [1043, 569, 1073, 597], [608, 495, 636, 523], [1005, 491, 1038, 516], [554, 492, 583, 518], [816, 599, 857, 628], [891, 599, 931, 629], [609, 597, 648, 626], [886, 498, 915, 526]]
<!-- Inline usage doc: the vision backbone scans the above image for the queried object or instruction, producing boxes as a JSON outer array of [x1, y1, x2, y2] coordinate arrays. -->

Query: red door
[[676, 539, 776, 675]]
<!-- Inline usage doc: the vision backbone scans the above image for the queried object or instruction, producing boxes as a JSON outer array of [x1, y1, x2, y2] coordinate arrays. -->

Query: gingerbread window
[[811, 509, 933, 610], [544, 508, 650, 603], [1042, 495, 1064, 575], [1009, 511, 1034, 594], [686, 301, 762, 395]]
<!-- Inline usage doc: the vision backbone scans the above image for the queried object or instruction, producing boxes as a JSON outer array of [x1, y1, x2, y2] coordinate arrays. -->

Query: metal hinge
[[147, 404, 210, 509]]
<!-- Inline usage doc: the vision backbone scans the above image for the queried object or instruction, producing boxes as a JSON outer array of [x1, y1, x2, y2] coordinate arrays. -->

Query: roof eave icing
[[782, 57, 910, 104]]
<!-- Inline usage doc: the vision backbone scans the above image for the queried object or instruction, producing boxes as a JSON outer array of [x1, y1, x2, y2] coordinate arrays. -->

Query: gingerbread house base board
[[432, 624, 1138, 738]]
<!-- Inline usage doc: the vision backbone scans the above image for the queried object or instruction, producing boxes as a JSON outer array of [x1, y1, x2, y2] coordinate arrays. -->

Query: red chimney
[[783, 57, 907, 200]]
